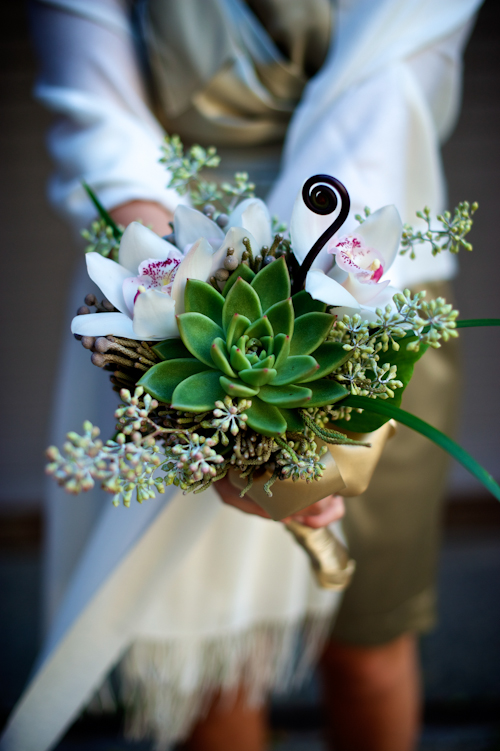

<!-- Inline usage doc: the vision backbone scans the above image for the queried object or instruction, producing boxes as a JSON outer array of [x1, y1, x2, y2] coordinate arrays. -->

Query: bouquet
[[46, 136, 499, 588]]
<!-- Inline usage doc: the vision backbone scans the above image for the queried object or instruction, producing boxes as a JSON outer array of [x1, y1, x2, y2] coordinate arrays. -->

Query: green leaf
[[220, 376, 259, 398], [239, 367, 277, 387], [230, 345, 252, 371], [244, 315, 274, 340], [152, 338, 191, 361], [245, 397, 287, 437], [185, 280, 224, 327], [138, 358, 208, 403], [210, 337, 236, 377], [250, 256, 290, 311], [83, 182, 122, 241], [290, 312, 334, 356], [280, 408, 304, 432], [272, 355, 319, 385], [455, 318, 500, 328], [222, 264, 255, 297], [273, 333, 291, 370], [176, 312, 224, 367], [298, 342, 352, 382], [306, 379, 349, 408], [266, 298, 294, 338], [253, 355, 275, 370], [223, 278, 262, 331], [260, 336, 274, 354], [342, 395, 500, 502], [291, 289, 326, 317], [226, 314, 251, 350], [259, 383, 313, 408], [171, 369, 226, 411]]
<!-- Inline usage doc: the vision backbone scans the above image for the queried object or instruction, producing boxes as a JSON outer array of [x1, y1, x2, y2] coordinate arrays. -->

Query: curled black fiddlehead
[[292, 175, 350, 293]]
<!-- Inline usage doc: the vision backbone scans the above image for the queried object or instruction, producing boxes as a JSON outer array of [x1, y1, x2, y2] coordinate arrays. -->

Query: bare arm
[[109, 200, 174, 236]]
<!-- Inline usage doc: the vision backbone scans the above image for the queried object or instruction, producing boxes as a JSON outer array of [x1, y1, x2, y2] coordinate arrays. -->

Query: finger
[[214, 477, 271, 519], [292, 494, 339, 518], [296, 495, 345, 528]]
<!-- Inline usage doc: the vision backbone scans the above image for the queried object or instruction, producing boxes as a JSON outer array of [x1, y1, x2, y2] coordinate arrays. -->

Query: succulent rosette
[[138, 256, 351, 437]]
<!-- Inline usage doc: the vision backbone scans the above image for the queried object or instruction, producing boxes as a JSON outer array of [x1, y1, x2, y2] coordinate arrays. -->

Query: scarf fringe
[[119, 613, 332, 749]]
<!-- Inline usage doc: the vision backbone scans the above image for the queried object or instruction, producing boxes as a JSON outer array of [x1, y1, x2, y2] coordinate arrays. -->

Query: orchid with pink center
[[290, 195, 403, 321], [71, 198, 271, 340]]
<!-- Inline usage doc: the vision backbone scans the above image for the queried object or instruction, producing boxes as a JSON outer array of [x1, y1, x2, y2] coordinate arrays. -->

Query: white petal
[[228, 198, 272, 250], [71, 312, 137, 338], [334, 284, 403, 323], [174, 205, 224, 251], [209, 227, 258, 278], [122, 276, 144, 316], [85, 253, 130, 314], [118, 222, 178, 273], [353, 206, 402, 271], [305, 269, 361, 309], [364, 285, 402, 312], [343, 274, 391, 305], [132, 289, 178, 340], [290, 181, 343, 265], [327, 265, 348, 284], [332, 305, 379, 322], [170, 237, 214, 315]]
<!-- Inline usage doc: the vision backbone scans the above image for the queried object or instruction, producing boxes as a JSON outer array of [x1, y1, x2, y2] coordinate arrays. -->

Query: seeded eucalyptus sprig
[[81, 218, 123, 262], [400, 202, 478, 258], [355, 201, 478, 259], [160, 133, 255, 213]]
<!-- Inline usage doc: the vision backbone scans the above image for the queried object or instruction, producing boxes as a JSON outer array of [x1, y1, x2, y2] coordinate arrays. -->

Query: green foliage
[[140, 257, 354, 437], [356, 202, 478, 260], [160, 133, 255, 213]]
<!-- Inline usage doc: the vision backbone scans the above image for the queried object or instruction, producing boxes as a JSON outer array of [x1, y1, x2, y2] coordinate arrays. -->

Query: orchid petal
[[122, 276, 145, 315], [290, 184, 343, 266], [118, 222, 178, 273], [353, 205, 402, 270], [228, 198, 272, 250], [332, 305, 379, 322], [365, 284, 402, 311], [85, 252, 130, 315], [334, 285, 402, 323], [174, 205, 224, 252], [209, 227, 258, 278], [305, 269, 361, 309], [71, 312, 136, 338], [170, 237, 214, 315], [327, 265, 348, 284], [132, 289, 178, 340], [343, 274, 391, 305]]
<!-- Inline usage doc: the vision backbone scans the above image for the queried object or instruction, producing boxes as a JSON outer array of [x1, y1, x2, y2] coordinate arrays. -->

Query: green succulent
[[138, 258, 351, 437]]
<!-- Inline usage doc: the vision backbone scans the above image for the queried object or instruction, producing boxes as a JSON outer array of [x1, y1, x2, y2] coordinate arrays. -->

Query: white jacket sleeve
[[31, 0, 183, 228], [267, 0, 482, 288]]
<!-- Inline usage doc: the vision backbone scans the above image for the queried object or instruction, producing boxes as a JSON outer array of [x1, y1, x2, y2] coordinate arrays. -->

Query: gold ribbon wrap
[[229, 420, 397, 590]]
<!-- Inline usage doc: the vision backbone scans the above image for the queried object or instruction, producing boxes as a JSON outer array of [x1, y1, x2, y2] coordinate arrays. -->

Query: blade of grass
[[455, 318, 500, 328], [83, 182, 122, 241]]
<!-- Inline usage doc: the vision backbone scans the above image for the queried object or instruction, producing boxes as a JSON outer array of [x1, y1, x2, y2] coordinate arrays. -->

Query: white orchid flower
[[291, 199, 403, 321], [71, 223, 214, 340], [71, 197, 271, 341]]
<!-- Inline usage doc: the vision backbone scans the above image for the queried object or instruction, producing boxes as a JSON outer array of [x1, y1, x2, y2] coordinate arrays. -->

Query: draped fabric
[[142, 0, 333, 145], [1, 1, 481, 749]]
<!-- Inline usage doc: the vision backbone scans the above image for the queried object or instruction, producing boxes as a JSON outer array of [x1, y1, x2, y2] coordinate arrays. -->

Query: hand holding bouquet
[[46, 137, 499, 587]]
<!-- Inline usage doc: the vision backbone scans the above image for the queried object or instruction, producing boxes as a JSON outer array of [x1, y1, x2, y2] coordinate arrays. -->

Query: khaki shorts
[[331, 281, 461, 646]]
